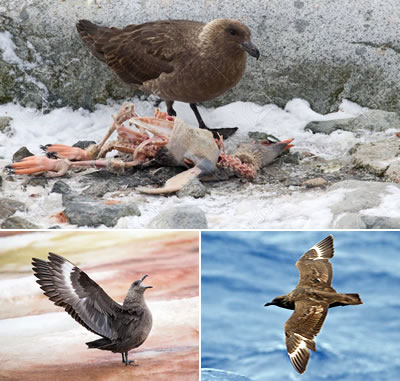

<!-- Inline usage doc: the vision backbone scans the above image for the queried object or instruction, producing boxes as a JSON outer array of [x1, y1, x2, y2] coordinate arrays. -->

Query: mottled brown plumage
[[264, 235, 362, 374], [76, 18, 260, 138]]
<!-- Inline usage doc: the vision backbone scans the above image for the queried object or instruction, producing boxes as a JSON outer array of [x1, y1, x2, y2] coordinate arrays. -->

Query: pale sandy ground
[[0, 231, 199, 381]]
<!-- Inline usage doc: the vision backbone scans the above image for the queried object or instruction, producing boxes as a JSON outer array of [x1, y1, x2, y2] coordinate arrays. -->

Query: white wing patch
[[61, 261, 75, 294], [288, 333, 313, 374], [311, 245, 323, 260], [289, 335, 308, 358]]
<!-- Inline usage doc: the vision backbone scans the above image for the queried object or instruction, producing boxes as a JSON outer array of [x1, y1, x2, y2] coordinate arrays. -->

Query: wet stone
[[361, 215, 400, 229], [80, 167, 183, 190], [351, 139, 400, 182], [305, 119, 354, 135], [1, 216, 39, 229], [302, 177, 328, 188], [305, 110, 400, 135], [12, 146, 34, 162], [72, 140, 97, 149], [82, 180, 121, 197], [62, 194, 141, 227], [0, 198, 26, 219], [329, 180, 400, 229], [147, 206, 208, 229], [0, 116, 13, 136], [51, 180, 72, 194], [282, 151, 301, 165], [23, 176, 48, 188], [177, 178, 210, 198], [248, 131, 280, 142]]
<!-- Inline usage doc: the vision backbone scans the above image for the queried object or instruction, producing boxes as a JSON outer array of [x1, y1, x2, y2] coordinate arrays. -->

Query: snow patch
[[361, 185, 400, 219]]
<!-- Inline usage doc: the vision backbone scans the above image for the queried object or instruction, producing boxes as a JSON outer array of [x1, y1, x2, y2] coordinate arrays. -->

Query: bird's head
[[129, 274, 152, 295], [200, 19, 260, 60], [264, 295, 294, 310]]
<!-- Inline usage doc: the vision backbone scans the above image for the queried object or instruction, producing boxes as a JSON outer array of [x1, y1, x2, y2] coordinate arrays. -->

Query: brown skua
[[32, 253, 153, 366], [264, 235, 362, 374], [76, 18, 260, 139]]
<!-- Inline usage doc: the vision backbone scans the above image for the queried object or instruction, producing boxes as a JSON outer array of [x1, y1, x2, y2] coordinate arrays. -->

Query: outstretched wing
[[284, 300, 329, 374], [32, 253, 125, 340], [77, 20, 203, 85], [296, 235, 335, 290]]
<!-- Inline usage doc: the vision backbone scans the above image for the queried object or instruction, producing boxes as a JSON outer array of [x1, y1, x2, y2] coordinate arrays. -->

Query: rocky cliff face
[[1, 0, 400, 113]]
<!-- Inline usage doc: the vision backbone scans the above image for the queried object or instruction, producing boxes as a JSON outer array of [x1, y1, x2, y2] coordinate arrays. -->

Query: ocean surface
[[201, 231, 400, 380]]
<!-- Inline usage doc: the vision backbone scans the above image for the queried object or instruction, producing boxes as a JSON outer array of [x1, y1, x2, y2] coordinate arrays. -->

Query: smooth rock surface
[[385, 161, 400, 183], [22, 176, 48, 188], [1, 216, 39, 229], [305, 110, 400, 135], [62, 194, 141, 227], [1, 1, 400, 113], [361, 215, 400, 229], [352, 138, 400, 182], [148, 206, 208, 229], [0, 115, 12, 134], [12, 146, 33, 162], [80, 167, 182, 192], [302, 177, 328, 188], [51, 180, 72, 194], [177, 178, 210, 199], [330, 180, 400, 228], [0, 197, 25, 219]]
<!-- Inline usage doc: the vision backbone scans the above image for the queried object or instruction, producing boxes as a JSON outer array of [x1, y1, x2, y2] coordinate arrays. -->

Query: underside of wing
[[32, 253, 124, 340], [296, 235, 335, 289], [284, 300, 329, 374]]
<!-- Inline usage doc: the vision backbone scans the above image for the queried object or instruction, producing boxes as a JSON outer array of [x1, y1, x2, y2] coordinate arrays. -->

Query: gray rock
[[305, 119, 355, 135], [177, 178, 210, 198], [305, 110, 400, 135], [0, 116, 13, 135], [148, 206, 208, 229], [1, 216, 39, 229], [23, 176, 48, 188], [330, 180, 400, 228], [247, 131, 280, 142], [384, 161, 400, 183], [12, 146, 33, 162], [62, 194, 140, 227], [82, 179, 121, 197], [361, 215, 400, 229], [0, 175, 2, 187], [51, 180, 72, 194], [331, 180, 385, 212], [302, 177, 328, 188], [333, 213, 367, 229], [0, 197, 25, 219], [80, 167, 182, 190], [351, 138, 400, 182], [72, 140, 97, 149], [1, 1, 400, 114], [347, 110, 400, 132]]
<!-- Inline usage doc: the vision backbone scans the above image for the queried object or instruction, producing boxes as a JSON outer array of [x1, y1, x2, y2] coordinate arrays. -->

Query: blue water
[[201, 231, 400, 381]]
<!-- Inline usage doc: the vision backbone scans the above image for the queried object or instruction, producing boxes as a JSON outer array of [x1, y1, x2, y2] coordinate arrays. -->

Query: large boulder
[[1, 1, 399, 113]]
